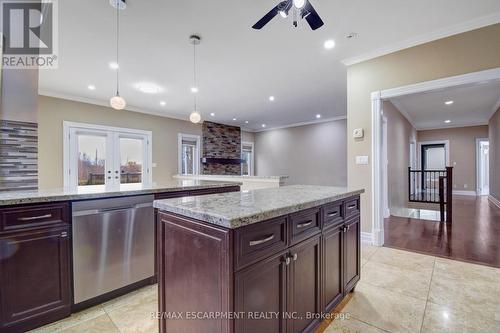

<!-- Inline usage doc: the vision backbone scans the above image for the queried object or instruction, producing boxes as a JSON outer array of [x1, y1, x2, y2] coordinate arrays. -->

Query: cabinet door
[[322, 225, 343, 313], [343, 217, 360, 293], [0, 227, 71, 332], [288, 235, 321, 333], [235, 252, 288, 333]]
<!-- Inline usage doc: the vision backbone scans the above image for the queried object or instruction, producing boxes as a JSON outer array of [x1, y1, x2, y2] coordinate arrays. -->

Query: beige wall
[[384, 101, 416, 210], [417, 126, 488, 192], [254, 120, 347, 186], [490, 108, 500, 202], [347, 24, 500, 233]]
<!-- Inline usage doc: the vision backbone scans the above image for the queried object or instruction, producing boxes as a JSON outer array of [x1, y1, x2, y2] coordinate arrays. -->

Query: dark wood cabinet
[[288, 235, 321, 333], [0, 226, 71, 333], [343, 217, 361, 292], [158, 195, 361, 333], [235, 252, 288, 333], [322, 224, 344, 313]]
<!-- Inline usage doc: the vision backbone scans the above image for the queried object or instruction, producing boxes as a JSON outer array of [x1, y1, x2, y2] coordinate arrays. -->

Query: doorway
[[476, 138, 490, 196]]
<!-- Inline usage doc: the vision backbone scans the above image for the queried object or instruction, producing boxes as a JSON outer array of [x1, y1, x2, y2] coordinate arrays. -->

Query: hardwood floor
[[384, 195, 500, 268]]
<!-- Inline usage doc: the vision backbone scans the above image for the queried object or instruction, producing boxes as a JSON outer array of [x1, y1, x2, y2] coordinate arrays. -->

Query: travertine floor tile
[[421, 301, 500, 333], [324, 317, 389, 332], [370, 247, 435, 272], [361, 260, 432, 300], [59, 314, 119, 333], [361, 243, 379, 266], [28, 305, 105, 333], [342, 282, 426, 333], [106, 298, 158, 333]]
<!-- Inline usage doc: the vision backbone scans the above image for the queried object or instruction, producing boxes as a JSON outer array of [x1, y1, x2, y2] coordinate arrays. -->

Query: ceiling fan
[[252, 0, 324, 30]]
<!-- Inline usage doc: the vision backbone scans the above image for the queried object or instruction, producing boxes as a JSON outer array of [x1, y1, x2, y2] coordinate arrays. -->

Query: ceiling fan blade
[[304, 1, 324, 30], [252, 1, 287, 29]]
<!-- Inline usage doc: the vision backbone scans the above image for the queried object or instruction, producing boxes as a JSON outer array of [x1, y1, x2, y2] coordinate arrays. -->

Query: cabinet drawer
[[322, 201, 344, 229], [235, 217, 288, 270], [344, 197, 360, 218], [0, 202, 69, 233], [290, 208, 320, 244]]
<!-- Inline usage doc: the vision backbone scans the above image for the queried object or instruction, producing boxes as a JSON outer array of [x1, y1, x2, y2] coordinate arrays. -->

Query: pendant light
[[189, 35, 201, 124], [110, 0, 126, 110]]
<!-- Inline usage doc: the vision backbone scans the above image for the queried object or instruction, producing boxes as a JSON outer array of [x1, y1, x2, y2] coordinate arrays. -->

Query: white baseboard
[[361, 232, 373, 245], [453, 190, 477, 196], [489, 195, 500, 209]]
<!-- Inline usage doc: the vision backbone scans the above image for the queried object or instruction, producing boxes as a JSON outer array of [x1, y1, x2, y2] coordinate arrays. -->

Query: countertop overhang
[[154, 185, 364, 229], [0, 180, 241, 206]]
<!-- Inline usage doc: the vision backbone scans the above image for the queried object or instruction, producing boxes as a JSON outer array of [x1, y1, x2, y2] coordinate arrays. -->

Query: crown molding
[[248, 116, 347, 133], [38, 89, 191, 122], [416, 121, 489, 131], [342, 12, 500, 66]]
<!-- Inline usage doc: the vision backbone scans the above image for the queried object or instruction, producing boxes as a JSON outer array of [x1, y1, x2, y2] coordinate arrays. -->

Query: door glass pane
[[77, 135, 106, 187], [120, 138, 143, 184], [241, 151, 250, 175], [182, 144, 195, 174], [424, 147, 445, 170]]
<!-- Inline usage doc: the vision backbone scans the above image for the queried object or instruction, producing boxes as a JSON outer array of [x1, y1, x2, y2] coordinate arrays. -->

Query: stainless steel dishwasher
[[72, 195, 155, 304]]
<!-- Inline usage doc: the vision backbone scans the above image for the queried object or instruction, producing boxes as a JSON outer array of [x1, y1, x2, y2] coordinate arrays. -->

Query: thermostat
[[353, 128, 364, 138]]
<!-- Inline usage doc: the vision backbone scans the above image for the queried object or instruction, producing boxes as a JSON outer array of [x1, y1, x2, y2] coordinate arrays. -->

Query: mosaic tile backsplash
[[0, 120, 38, 191]]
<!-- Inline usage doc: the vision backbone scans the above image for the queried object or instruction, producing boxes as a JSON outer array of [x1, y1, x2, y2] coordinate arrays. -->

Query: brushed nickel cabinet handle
[[61, 232, 68, 238], [327, 211, 339, 217], [347, 204, 357, 210], [18, 214, 52, 221], [249, 234, 275, 247], [297, 220, 313, 228], [282, 256, 291, 266], [292, 253, 298, 261]]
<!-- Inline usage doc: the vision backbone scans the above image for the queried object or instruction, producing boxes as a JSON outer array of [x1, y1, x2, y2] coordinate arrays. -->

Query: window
[[178, 134, 200, 175], [241, 142, 254, 176], [64, 122, 152, 190]]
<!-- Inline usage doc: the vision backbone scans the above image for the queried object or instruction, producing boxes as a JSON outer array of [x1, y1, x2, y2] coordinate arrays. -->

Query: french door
[[64, 122, 152, 191]]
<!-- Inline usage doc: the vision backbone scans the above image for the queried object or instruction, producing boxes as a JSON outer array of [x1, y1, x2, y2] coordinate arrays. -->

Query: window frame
[[177, 133, 201, 175], [241, 141, 255, 176], [63, 121, 153, 189]]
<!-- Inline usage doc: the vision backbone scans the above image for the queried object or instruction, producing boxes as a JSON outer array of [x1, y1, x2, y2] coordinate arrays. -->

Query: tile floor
[[30, 245, 500, 333]]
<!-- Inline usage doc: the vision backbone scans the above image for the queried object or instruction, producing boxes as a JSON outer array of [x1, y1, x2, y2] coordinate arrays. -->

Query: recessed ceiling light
[[109, 62, 119, 70], [316, 114, 321, 119], [323, 40, 335, 50], [261, 124, 266, 128], [134, 82, 163, 94], [191, 86, 199, 93], [233, 118, 237, 121], [444, 120, 451, 123], [445, 100, 454, 105], [210, 112, 215, 117], [88, 85, 96, 90], [160, 101, 166, 106], [245, 120, 249, 124], [269, 96, 275, 102]]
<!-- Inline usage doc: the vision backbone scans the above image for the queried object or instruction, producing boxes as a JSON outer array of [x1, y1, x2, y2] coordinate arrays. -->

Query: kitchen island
[[0, 180, 240, 333], [154, 185, 364, 333]]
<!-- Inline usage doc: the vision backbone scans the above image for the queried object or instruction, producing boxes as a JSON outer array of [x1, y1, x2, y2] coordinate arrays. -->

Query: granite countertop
[[0, 180, 241, 206], [173, 174, 289, 181], [154, 185, 364, 229]]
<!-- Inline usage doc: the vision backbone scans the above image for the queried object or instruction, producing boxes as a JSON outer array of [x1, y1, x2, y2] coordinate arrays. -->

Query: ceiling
[[389, 80, 500, 130], [38, 0, 500, 131]]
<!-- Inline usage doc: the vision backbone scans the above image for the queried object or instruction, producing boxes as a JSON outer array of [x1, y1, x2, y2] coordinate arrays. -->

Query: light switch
[[356, 156, 369, 165]]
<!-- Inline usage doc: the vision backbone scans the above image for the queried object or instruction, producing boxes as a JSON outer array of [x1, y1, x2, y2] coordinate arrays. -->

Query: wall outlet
[[353, 128, 364, 139], [464, 184, 468, 189], [152, 163, 157, 168], [356, 156, 369, 165]]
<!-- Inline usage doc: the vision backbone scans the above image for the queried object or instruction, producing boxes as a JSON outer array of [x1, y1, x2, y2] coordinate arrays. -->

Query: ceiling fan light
[[110, 95, 126, 110], [279, 10, 288, 18], [293, 0, 305, 9], [189, 111, 201, 124]]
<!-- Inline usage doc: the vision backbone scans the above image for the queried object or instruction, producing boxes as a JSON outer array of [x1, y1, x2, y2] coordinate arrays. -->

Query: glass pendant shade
[[110, 95, 126, 110], [189, 110, 201, 124]]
